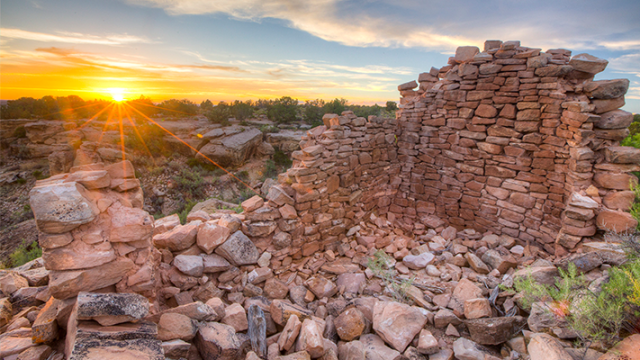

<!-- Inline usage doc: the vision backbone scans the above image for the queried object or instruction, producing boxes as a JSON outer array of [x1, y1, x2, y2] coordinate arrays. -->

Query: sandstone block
[[30, 182, 99, 234], [215, 230, 260, 266], [197, 221, 231, 254], [373, 301, 427, 352], [75, 291, 149, 326]]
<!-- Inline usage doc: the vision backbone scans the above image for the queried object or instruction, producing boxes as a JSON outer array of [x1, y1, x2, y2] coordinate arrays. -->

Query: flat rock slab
[[465, 316, 527, 345], [48, 258, 135, 300], [76, 292, 149, 326]]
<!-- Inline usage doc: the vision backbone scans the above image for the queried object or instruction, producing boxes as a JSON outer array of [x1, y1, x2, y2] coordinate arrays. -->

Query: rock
[[157, 313, 196, 341], [32, 296, 59, 343], [372, 301, 428, 352], [465, 316, 527, 345], [304, 277, 338, 299], [417, 329, 439, 355], [66, 320, 163, 360], [16, 344, 52, 360], [598, 334, 640, 360], [430, 349, 454, 360], [0, 329, 35, 359], [465, 253, 490, 274], [0, 272, 29, 295], [455, 46, 480, 63], [222, 303, 248, 332], [402, 252, 435, 270], [596, 110, 634, 129], [42, 239, 116, 271], [569, 53, 608, 74], [195, 322, 241, 360], [434, 309, 462, 328], [604, 191, 635, 211], [596, 210, 638, 233], [264, 278, 289, 299], [584, 79, 629, 99], [296, 318, 324, 358], [161, 339, 191, 359], [65, 170, 111, 189], [528, 302, 565, 333], [481, 250, 517, 274], [336, 273, 366, 295], [334, 307, 366, 341], [243, 221, 277, 237], [0, 297, 12, 327], [186, 210, 210, 222], [174, 255, 204, 277], [153, 214, 180, 236], [513, 266, 559, 286], [568, 193, 599, 209], [48, 258, 135, 299], [555, 252, 602, 273], [153, 222, 200, 252], [148, 301, 218, 322], [215, 230, 260, 266], [247, 305, 267, 358], [242, 196, 264, 212], [108, 202, 153, 243], [277, 351, 312, 360], [605, 146, 640, 164], [29, 182, 99, 234], [270, 300, 313, 326], [202, 253, 231, 273], [76, 291, 149, 326], [197, 222, 231, 254], [105, 160, 135, 179], [449, 278, 483, 315], [527, 333, 573, 360], [279, 314, 302, 351], [197, 127, 263, 167], [464, 298, 492, 319], [453, 337, 498, 360]]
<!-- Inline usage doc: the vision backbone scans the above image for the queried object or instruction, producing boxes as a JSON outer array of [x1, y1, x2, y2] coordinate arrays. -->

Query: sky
[[1, 0, 639, 111]]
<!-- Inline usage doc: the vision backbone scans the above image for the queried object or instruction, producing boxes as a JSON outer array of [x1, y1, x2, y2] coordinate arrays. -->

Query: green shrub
[[9, 240, 42, 268], [260, 125, 280, 134], [514, 260, 640, 346], [175, 199, 198, 225], [16, 178, 27, 185], [267, 96, 298, 123], [631, 180, 640, 231], [263, 159, 278, 179], [367, 250, 414, 303], [172, 167, 206, 199], [12, 126, 26, 138], [273, 147, 292, 168]]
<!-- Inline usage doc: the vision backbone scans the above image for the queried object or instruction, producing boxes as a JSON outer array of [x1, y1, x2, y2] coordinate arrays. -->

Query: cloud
[[0, 28, 151, 45]]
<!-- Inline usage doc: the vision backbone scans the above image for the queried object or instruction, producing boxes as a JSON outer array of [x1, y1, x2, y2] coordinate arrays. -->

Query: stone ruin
[[0, 40, 639, 360]]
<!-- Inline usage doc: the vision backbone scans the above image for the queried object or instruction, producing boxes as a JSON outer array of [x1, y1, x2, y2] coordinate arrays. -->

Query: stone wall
[[263, 40, 638, 256], [29, 160, 159, 300]]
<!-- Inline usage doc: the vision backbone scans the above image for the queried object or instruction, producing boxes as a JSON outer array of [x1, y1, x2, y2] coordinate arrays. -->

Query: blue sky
[[1, 0, 639, 112]]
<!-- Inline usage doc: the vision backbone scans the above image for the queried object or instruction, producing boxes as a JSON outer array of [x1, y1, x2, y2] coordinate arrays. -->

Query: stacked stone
[[262, 112, 398, 262], [29, 160, 158, 300], [392, 40, 637, 254]]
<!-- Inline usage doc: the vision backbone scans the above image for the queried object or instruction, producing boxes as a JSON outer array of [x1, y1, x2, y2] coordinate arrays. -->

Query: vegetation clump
[[367, 250, 414, 303], [7, 240, 42, 268]]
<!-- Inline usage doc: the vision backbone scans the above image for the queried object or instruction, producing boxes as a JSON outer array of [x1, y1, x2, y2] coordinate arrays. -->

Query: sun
[[109, 88, 127, 102]]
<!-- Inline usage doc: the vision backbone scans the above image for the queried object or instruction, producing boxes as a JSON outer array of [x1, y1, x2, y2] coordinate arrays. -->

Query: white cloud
[[0, 28, 151, 45]]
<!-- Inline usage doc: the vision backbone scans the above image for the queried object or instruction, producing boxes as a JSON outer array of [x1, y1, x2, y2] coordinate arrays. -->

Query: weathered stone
[[584, 79, 629, 99], [152, 221, 200, 251], [464, 298, 492, 320], [0, 329, 35, 359], [596, 109, 634, 129], [453, 337, 497, 360], [604, 191, 635, 211], [157, 313, 196, 341], [481, 250, 517, 274], [202, 253, 231, 273], [465, 316, 526, 345], [108, 202, 153, 242], [75, 291, 149, 326], [48, 258, 135, 299], [222, 303, 248, 332], [455, 46, 480, 63], [161, 339, 191, 359], [594, 172, 638, 190], [402, 252, 435, 270], [197, 127, 263, 167], [598, 334, 640, 360], [215, 230, 260, 266], [304, 277, 338, 299], [296, 318, 324, 358], [278, 314, 302, 351], [605, 146, 640, 164], [334, 307, 366, 341], [373, 301, 427, 352], [42, 239, 115, 271], [242, 196, 264, 212], [270, 300, 313, 326], [195, 322, 241, 360], [527, 333, 573, 360], [596, 210, 638, 234], [569, 53, 608, 74], [417, 329, 439, 355], [30, 182, 99, 234], [0, 272, 29, 295], [465, 253, 490, 274]]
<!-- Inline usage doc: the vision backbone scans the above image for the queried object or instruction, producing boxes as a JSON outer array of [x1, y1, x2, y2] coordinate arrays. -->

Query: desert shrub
[[32, 170, 47, 180], [157, 99, 198, 116], [9, 240, 42, 268], [273, 147, 292, 168], [172, 167, 206, 199], [367, 250, 414, 303], [206, 102, 232, 125], [260, 125, 279, 134], [12, 126, 26, 138], [514, 260, 640, 346], [263, 159, 278, 180], [175, 199, 198, 225]]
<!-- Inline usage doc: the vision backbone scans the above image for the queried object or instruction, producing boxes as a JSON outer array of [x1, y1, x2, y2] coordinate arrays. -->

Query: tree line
[[0, 95, 397, 124]]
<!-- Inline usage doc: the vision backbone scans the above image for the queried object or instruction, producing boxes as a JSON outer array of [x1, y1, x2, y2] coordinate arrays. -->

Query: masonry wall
[[263, 40, 638, 257]]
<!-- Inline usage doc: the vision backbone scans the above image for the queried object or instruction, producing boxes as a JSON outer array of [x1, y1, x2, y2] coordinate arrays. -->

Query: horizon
[[1, 0, 639, 112]]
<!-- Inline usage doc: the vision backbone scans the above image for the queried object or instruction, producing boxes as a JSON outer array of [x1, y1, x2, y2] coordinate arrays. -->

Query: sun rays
[[70, 98, 258, 196]]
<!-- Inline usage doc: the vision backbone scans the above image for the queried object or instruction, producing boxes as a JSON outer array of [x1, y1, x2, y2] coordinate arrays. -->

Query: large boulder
[[372, 301, 428, 352], [197, 127, 263, 167], [30, 182, 99, 234]]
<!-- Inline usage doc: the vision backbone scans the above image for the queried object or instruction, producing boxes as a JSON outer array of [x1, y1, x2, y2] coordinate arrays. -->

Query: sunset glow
[[0, 0, 639, 111]]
